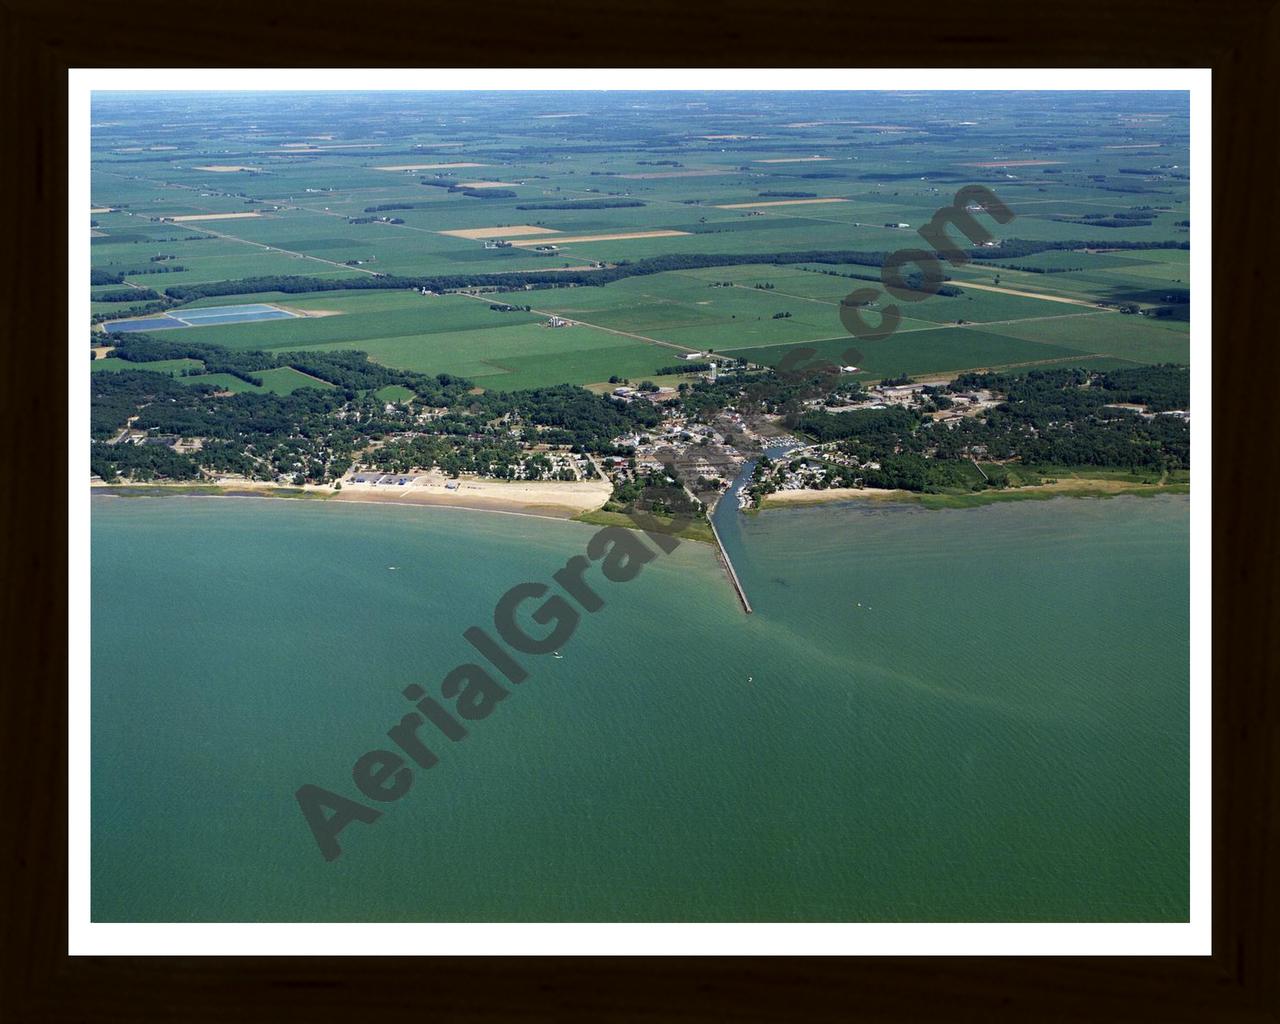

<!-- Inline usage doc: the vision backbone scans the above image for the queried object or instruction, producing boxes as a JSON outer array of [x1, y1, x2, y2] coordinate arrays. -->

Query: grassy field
[[181, 372, 264, 393], [295, 321, 682, 391], [374, 384, 417, 403], [255, 367, 336, 394], [573, 509, 715, 543], [92, 357, 204, 376], [727, 326, 1094, 379], [92, 357, 344, 397]]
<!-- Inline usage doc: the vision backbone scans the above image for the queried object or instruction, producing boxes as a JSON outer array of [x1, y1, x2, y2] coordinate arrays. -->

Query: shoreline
[[758, 478, 1190, 511], [90, 477, 609, 523], [92, 480, 723, 544], [91, 473, 1190, 523]]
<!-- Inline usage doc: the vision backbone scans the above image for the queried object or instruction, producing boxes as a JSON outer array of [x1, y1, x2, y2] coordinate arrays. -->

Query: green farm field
[[178, 367, 336, 395], [725, 327, 1099, 381], [292, 320, 682, 392], [92, 357, 204, 376]]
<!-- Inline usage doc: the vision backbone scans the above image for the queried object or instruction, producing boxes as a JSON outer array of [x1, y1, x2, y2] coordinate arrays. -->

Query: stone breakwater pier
[[707, 515, 752, 614]]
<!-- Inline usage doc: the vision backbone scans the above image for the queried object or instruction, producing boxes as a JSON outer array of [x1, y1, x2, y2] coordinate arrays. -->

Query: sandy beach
[[761, 487, 916, 507], [336, 471, 611, 517], [760, 477, 1186, 509], [92, 472, 612, 520]]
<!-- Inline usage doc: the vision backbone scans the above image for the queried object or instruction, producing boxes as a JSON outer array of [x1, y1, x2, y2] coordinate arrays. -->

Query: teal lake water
[[91, 493, 1189, 922]]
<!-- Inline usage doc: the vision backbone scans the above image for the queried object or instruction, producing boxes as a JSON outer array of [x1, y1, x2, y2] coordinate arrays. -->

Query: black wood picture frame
[[3, 1, 1275, 1019]]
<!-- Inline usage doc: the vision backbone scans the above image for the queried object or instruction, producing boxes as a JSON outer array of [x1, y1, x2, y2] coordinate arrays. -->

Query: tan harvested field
[[278, 142, 382, 150], [167, 212, 263, 222], [275, 305, 343, 318], [782, 121, 911, 129], [952, 280, 1107, 308], [510, 230, 690, 245], [191, 165, 261, 172], [439, 225, 559, 239], [618, 168, 733, 179], [716, 198, 850, 209], [959, 160, 1064, 168], [373, 162, 487, 171], [754, 156, 831, 163], [456, 180, 520, 188]]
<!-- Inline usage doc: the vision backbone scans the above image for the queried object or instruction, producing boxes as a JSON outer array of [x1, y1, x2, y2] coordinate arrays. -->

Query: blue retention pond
[[106, 317, 187, 332], [106, 303, 300, 333]]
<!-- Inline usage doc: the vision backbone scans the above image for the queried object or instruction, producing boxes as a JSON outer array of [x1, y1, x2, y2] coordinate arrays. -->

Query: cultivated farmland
[[90, 90, 1192, 391]]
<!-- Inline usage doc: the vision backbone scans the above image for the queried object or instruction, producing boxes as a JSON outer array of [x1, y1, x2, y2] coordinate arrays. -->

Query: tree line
[[157, 239, 1188, 306], [515, 200, 645, 210]]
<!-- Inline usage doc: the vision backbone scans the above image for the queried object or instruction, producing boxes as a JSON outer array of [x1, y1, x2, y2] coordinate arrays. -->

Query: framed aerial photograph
[[3, 7, 1276, 1016], [70, 68, 1207, 954]]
